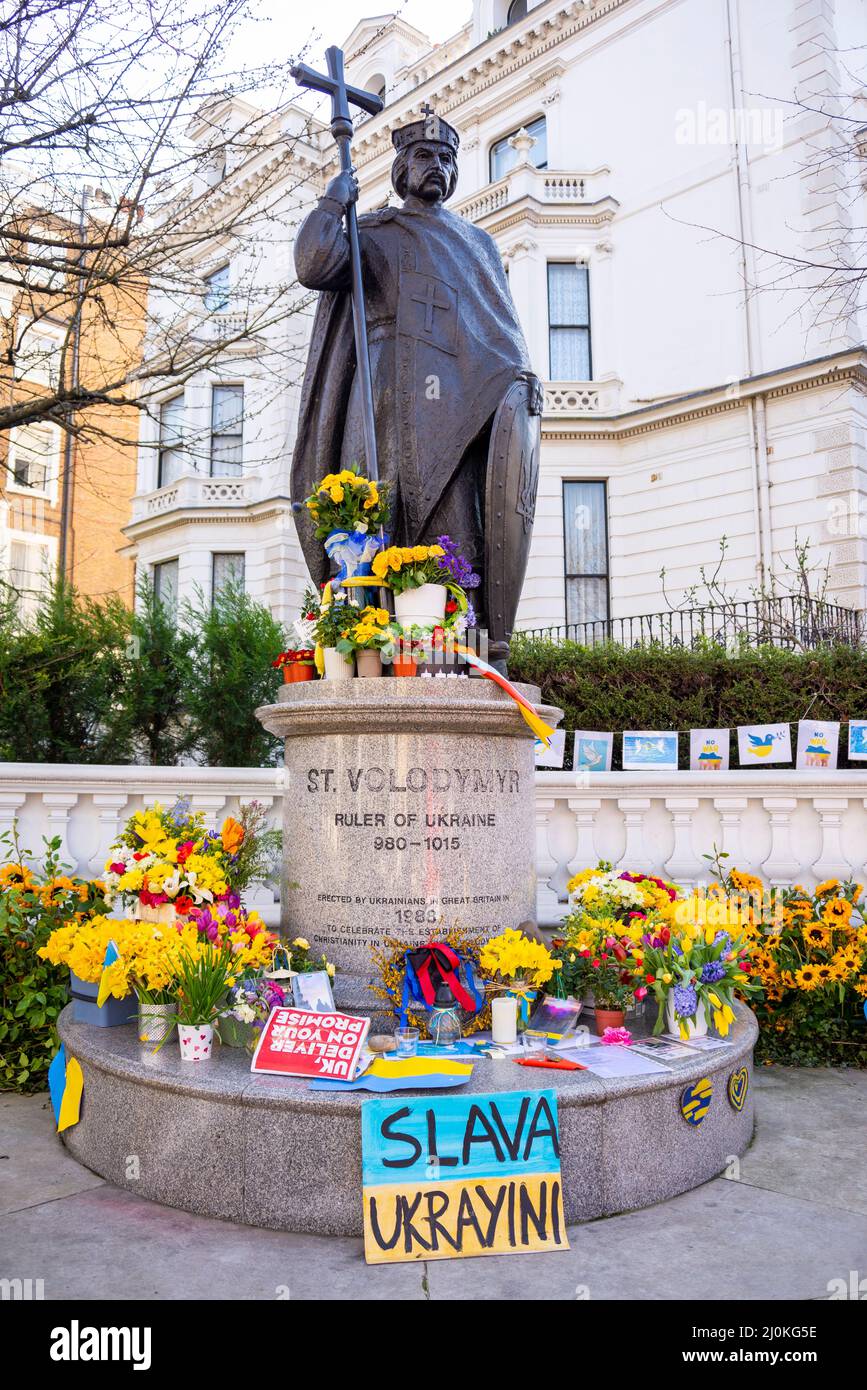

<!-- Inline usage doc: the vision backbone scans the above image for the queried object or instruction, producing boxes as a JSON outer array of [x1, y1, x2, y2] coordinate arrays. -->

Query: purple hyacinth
[[435, 534, 480, 590], [700, 960, 726, 984], [673, 983, 698, 1017], [465, 599, 477, 629]]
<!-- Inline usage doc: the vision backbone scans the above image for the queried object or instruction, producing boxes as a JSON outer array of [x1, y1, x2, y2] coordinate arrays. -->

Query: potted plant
[[479, 927, 556, 1033], [167, 943, 238, 1061], [336, 605, 392, 677], [313, 596, 357, 679], [272, 648, 316, 683], [221, 976, 287, 1049], [586, 955, 634, 1034], [390, 633, 420, 677], [302, 467, 391, 583], [371, 543, 456, 628]]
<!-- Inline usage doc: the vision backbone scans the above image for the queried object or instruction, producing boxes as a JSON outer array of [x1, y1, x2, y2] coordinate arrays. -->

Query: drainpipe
[[58, 184, 88, 581], [725, 0, 772, 586]]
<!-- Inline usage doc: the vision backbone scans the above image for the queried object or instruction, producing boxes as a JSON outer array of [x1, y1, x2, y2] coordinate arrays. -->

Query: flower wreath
[[370, 927, 492, 1037]]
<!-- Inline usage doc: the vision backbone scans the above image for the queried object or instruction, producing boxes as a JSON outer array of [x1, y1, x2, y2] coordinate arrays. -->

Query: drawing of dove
[[748, 733, 775, 758]]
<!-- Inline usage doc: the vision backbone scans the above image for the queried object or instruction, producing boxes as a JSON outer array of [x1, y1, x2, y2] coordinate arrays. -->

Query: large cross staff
[[291, 46, 384, 483]]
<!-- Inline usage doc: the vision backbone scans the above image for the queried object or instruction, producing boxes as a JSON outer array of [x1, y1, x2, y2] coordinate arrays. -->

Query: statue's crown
[[392, 113, 460, 155]]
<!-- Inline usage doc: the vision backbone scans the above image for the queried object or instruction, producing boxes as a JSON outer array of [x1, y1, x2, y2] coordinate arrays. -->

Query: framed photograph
[[796, 720, 839, 771], [689, 728, 730, 772], [573, 731, 614, 773], [622, 731, 679, 772], [737, 723, 792, 766], [291, 970, 336, 1014]]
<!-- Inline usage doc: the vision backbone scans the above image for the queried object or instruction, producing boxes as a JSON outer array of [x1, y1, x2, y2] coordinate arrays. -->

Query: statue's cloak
[[290, 203, 531, 585]]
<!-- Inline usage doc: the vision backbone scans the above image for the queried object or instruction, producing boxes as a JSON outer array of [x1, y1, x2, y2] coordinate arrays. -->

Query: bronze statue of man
[[291, 113, 542, 671]]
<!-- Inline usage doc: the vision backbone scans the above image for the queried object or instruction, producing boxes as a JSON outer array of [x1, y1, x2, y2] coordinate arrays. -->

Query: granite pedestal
[[58, 1003, 757, 1237], [257, 678, 561, 1013]]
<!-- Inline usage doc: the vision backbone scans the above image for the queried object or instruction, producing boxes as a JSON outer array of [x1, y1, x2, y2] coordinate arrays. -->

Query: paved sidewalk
[[2, 1068, 865, 1300]]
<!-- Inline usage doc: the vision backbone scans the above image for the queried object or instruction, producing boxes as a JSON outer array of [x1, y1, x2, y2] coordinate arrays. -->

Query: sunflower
[[801, 924, 833, 952], [814, 878, 841, 896], [822, 898, 853, 927], [831, 947, 862, 976], [813, 963, 835, 984], [794, 964, 820, 990], [0, 863, 33, 889], [40, 875, 76, 905]]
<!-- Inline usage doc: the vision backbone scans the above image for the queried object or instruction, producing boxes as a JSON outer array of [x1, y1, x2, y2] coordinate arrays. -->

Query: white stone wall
[[4, 762, 867, 928]]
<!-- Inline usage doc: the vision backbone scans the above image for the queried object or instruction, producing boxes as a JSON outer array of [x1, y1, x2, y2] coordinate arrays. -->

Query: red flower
[[133, 852, 148, 862], [646, 973, 656, 983], [660, 926, 671, 944], [634, 985, 648, 1001], [176, 841, 195, 865], [174, 895, 193, 916], [591, 958, 601, 969]]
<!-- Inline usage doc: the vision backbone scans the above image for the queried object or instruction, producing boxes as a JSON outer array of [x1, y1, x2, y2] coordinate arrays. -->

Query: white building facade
[[124, 0, 867, 633]]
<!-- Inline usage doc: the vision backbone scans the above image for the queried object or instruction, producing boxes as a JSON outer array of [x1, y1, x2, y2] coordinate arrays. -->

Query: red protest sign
[[250, 1007, 370, 1081]]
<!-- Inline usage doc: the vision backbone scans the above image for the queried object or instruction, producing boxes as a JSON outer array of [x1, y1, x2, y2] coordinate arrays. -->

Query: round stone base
[[58, 1004, 757, 1237]]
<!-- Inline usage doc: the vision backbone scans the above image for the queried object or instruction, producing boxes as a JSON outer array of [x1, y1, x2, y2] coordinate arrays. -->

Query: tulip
[[634, 985, 648, 1000]]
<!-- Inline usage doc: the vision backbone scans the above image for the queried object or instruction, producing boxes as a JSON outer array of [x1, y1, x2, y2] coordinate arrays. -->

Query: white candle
[[492, 995, 517, 1045]]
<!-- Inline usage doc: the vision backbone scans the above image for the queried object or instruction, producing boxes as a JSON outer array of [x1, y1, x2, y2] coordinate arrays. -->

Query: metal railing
[[520, 597, 863, 651]]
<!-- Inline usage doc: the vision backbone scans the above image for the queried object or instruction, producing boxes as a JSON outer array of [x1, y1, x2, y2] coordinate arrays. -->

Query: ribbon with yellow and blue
[[48, 1045, 84, 1133]]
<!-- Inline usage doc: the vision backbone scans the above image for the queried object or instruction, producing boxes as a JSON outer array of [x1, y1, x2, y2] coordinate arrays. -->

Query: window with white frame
[[212, 551, 245, 599], [153, 558, 179, 614], [8, 535, 54, 620], [157, 394, 185, 487], [7, 421, 60, 498], [14, 321, 63, 388], [489, 114, 547, 182], [548, 263, 592, 380], [210, 385, 243, 477], [203, 263, 230, 313], [563, 480, 609, 628]]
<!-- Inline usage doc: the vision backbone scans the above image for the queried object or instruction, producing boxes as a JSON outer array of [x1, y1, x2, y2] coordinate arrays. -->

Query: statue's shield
[[484, 376, 541, 664]]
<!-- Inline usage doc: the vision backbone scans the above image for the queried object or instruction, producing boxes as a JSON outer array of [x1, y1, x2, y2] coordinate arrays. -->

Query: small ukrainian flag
[[96, 939, 121, 1009]]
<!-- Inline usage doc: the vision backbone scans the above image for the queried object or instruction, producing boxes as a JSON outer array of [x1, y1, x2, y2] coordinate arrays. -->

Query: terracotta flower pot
[[391, 657, 418, 677], [283, 662, 315, 683], [356, 650, 382, 678], [594, 1006, 626, 1035]]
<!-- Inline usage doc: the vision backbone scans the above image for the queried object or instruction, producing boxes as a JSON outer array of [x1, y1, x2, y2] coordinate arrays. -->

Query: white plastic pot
[[323, 647, 355, 680], [178, 1023, 214, 1060], [665, 995, 708, 1039], [393, 583, 447, 629]]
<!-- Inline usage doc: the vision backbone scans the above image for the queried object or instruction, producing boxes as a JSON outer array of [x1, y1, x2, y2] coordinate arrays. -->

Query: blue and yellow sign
[[361, 1089, 570, 1264], [680, 1076, 713, 1126], [727, 1067, 749, 1112]]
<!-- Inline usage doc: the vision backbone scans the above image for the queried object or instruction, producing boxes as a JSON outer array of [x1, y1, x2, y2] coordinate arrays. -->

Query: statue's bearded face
[[403, 142, 457, 203]]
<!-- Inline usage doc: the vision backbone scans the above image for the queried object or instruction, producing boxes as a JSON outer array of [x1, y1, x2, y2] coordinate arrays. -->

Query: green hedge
[[509, 637, 867, 769]]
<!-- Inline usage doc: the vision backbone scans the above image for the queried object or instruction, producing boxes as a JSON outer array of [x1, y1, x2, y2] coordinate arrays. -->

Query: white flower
[[235, 1004, 256, 1023]]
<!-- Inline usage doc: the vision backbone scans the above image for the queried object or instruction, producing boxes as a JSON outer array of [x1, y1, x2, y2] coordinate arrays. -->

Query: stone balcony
[[127, 471, 263, 530], [543, 376, 621, 416], [454, 164, 616, 229]]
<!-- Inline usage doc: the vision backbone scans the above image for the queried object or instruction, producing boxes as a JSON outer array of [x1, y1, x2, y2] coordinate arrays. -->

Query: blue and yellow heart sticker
[[727, 1067, 749, 1112], [680, 1076, 713, 1126]]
